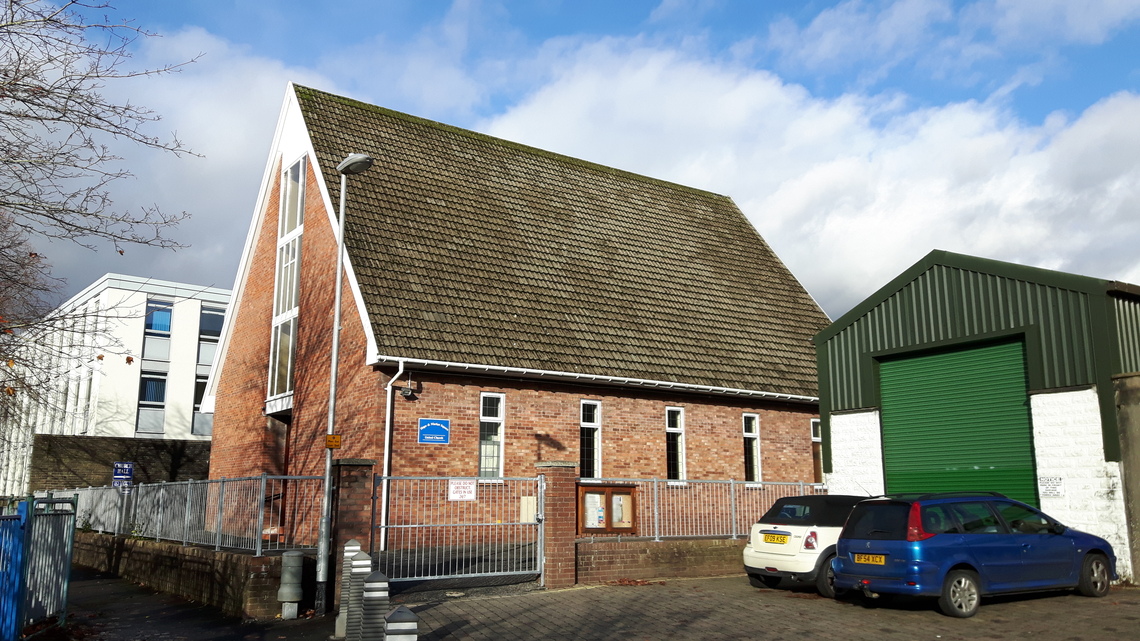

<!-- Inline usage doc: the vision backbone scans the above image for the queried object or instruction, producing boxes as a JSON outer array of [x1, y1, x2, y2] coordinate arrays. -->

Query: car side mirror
[[1049, 523, 1066, 535]]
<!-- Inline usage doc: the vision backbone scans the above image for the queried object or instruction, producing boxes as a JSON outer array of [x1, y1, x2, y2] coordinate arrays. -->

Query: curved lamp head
[[336, 153, 374, 175]]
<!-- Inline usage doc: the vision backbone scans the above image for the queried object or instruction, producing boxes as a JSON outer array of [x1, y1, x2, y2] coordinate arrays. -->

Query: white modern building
[[0, 274, 230, 496]]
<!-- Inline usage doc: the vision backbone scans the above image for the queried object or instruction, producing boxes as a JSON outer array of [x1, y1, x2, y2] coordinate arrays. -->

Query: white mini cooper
[[743, 494, 866, 597]]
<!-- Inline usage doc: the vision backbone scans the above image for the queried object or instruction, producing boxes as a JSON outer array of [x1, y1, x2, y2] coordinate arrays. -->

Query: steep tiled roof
[[295, 85, 828, 397]]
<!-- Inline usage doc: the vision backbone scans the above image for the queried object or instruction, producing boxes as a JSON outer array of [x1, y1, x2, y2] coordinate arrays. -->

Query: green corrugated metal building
[[814, 250, 1140, 580]]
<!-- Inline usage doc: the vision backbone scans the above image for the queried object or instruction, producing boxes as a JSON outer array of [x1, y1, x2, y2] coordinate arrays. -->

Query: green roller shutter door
[[879, 340, 1037, 506]]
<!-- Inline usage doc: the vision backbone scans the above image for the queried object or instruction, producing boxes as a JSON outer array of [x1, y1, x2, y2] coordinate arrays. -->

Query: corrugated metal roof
[[295, 86, 829, 397]]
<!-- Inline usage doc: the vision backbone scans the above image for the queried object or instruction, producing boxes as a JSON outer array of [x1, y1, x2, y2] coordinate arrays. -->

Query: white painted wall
[[824, 410, 884, 497], [1031, 388, 1133, 581]]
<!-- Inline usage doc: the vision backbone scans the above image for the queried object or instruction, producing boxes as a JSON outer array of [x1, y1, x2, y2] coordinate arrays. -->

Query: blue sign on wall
[[112, 461, 134, 480], [418, 418, 450, 444]]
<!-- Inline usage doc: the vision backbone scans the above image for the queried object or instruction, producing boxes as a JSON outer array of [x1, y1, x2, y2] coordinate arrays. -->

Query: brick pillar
[[537, 460, 578, 589], [331, 458, 377, 607]]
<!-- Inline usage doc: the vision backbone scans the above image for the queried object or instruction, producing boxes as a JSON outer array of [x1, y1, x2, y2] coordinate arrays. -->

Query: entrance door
[[879, 340, 1038, 506]]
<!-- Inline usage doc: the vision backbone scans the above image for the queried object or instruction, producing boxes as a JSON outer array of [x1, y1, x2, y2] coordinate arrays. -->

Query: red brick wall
[[211, 157, 288, 479], [387, 373, 818, 483], [576, 538, 747, 584]]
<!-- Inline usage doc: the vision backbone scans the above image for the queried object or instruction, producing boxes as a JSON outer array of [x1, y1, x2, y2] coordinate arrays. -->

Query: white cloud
[[767, 0, 954, 75], [767, 0, 1140, 92], [316, 0, 523, 119], [482, 40, 1140, 317], [973, 0, 1140, 45]]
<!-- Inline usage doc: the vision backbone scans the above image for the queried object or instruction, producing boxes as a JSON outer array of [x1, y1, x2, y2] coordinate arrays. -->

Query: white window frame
[[479, 392, 505, 478], [811, 418, 822, 442], [143, 298, 173, 362], [665, 406, 686, 482], [268, 156, 306, 400], [579, 400, 602, 480], [743, 413, 760, 483], [198, 306, 225, 366], [137, 371, 167, 434]]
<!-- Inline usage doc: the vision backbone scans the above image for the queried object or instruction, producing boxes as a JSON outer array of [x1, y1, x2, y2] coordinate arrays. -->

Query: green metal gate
[[879, 340, 1038, 505]]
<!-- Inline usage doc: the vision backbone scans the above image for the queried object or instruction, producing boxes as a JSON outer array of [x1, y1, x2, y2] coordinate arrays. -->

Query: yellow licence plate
[[763, 533, 789, 544], [854, 554, 885, 565]]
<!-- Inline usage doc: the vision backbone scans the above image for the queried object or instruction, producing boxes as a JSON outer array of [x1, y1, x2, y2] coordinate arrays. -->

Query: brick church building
[[206, 83, 829, 529]]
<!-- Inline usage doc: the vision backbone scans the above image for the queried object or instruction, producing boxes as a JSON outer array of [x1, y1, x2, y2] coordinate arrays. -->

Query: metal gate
[[1, 497, 76, 641], [372, 476, 544, 584]]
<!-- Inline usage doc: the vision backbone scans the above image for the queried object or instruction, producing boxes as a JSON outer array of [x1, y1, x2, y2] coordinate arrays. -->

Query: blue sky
[[52, 0, 1140, 318]]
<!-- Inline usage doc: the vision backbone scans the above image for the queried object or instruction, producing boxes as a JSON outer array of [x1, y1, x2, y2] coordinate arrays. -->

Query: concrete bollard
[[385, 605, 419, 641], [345, 551, 372, 641], [335, 539, 362, 639], [277, 550, 305, 620], [360, 571, 389, 640]]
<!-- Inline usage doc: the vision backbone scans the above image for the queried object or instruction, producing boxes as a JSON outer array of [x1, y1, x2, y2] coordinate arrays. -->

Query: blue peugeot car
[[832, 492, 1117, 617]]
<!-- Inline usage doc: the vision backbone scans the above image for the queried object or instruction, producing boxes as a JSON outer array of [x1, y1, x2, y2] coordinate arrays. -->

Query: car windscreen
[[759, 495, 864, 527], [841, 502, 910, 540]]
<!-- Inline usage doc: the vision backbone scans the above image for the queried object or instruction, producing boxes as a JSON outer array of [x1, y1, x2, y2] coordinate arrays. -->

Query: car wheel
[[815, 554, 838, 598], [1077, 553, 1111, 597], [938, 569, 980, 618]]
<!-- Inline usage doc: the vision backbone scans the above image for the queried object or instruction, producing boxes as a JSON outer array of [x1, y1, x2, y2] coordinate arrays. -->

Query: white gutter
[[377, 358, 407, 552], [368, 354, 818, 404]]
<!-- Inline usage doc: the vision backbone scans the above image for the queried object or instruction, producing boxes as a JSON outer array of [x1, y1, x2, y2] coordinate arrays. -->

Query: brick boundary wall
[[29, 434, 211, 492], [72, 532, 315, 620], [576, 538, 747, 584]]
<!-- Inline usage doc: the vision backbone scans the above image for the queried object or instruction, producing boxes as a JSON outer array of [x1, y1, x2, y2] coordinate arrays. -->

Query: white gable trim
[[204, 83, 379, 413]]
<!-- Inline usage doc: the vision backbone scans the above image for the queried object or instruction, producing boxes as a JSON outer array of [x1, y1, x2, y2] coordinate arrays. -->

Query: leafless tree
[[0, 0, 196, 445]]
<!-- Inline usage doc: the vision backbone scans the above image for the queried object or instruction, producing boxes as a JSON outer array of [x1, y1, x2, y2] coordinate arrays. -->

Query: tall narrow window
[[811, 418, 823, 483], [137, 372, 167, 434], [666, 407, 685, 481], [743, 413, 760, 482], [269, 157, 305, 399], [479, 393, 505, 478], [580, 400, 602, 479], [143, 299, 172, 361], [198, 306, 225, 366]]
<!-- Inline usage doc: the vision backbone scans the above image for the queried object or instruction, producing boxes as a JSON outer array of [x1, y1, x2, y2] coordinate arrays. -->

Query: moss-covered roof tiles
[[295, 85, 828, 397]]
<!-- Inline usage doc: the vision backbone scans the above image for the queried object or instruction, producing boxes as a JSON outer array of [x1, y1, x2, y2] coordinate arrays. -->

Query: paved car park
[[63, 568, 1140, 641]]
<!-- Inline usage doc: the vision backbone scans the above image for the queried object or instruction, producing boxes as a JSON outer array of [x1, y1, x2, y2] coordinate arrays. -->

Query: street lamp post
[[315, 153, 373, 616]]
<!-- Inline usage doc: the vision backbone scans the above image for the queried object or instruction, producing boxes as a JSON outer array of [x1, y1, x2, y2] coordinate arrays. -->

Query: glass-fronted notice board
[[578, 484, 637, 535]]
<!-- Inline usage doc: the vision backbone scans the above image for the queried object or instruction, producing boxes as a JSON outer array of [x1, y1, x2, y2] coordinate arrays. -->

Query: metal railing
[[582, 478, 826, 540], [40, 475, 323, 556]]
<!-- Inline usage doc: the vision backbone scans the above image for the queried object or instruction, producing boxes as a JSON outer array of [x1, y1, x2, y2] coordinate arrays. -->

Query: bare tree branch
[[0, 0, 198, 439], [0, 0, 200, 250]]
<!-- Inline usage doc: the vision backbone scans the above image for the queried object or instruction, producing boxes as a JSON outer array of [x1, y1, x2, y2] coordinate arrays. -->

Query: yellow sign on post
[[326, 434, 342, 449]]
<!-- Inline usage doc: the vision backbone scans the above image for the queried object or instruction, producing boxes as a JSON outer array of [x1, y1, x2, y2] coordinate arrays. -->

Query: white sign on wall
[[1039, 476, 1064, 498], [448, 479, 477, 501]]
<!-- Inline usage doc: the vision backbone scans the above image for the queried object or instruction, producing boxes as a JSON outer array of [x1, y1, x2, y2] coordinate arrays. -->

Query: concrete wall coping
[[535, 461, 578, 469], [333, 459, 377, 467]]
